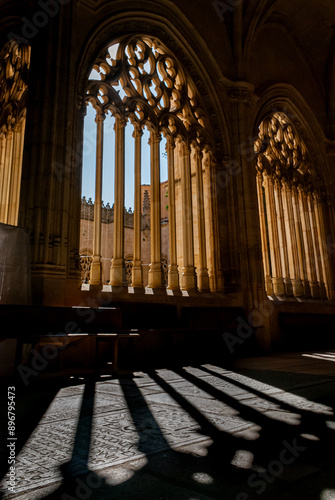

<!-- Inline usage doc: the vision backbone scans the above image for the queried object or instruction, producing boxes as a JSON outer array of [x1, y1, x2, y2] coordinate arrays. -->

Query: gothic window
[[0, 40, 30, 226], [254, 112, 332, 299], [80, 35, 218, 293]]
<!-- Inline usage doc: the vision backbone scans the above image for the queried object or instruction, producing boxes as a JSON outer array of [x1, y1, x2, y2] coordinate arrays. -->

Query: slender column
[[166, 136, 179, 290], [307, 192, 325, 297], [263, 172, 285, 295], [0, 132, 7, 223], [90, 110, 105, 285], [131, 125, 143, 287], [192, 143, 209, 291], [147, 130, 162, 288], [8, 120, 25, 226], [314, 195, 334, 299], [273, 177, 292, 295], [179, 139, 196, 291], [110, 115, 126, 286], [298, 186, 319, 297], [292, 185, 309, 296], [1, 128, 14, 224], [281, 180, 303, 297], [256, 171, 273, 295]]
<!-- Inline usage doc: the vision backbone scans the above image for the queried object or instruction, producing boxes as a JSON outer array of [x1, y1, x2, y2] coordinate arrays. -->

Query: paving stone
[[1, 351, 334, 500]]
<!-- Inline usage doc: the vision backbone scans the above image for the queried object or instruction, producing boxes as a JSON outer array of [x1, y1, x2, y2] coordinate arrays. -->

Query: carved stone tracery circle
[[85, 33, 214, 148], [254, 112, 323, 197]]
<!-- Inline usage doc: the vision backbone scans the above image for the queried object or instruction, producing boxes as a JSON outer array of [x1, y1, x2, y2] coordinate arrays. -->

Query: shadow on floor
[[1, 355, 335, 500]]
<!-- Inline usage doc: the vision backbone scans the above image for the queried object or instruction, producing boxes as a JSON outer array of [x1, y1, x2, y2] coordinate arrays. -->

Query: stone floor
[[0, 350, 335, 500]]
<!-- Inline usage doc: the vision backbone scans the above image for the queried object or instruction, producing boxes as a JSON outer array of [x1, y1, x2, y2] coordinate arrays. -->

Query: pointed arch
[[253, 101, 334, 299], [77, 27, 228, 293]]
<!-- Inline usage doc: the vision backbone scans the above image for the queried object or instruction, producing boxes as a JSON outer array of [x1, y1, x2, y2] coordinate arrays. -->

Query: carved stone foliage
[[0, 40, 30, 132], [86, 35, 211, 145], [254, 112, 322, 196]]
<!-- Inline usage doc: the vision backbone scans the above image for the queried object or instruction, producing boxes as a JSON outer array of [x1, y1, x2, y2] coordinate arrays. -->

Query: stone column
[[256, 170, 273, 295], [281, 180, 303, 297], [0, 131, 7, 223], [131, 125, 143, 287], [8, 119, 26, 226], [1, 128, 14, 224], [298, 186, 319, 298], [147, 130, 162, 289], [192, 143, 210, 292], [273, 176, 292, 295], [110, 115, 126, 286], [90, 110, 105, 285], [307, 192, 325, 297], [292, 185, 310, 296], [166, 136, 179, 290], [179, 139, 196, 291], [263, 172, 285, 295], [314, 195, 334, 299]]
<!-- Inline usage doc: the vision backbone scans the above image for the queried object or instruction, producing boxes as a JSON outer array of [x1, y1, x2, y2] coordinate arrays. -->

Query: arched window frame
[[80, 34, 219, 293], [254, 112, 332, 299]]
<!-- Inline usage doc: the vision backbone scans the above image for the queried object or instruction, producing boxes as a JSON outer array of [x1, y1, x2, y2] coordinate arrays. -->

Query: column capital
[[165, 136, 176, 150], [132, 126, 143, 139], [178, 140, 191, 158], [148, 130, 161, 146], [191, 142, 203, 160], [95, 109, 106, 123]]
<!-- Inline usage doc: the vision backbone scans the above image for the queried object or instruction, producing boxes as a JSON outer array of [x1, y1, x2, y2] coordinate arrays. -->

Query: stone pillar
[[263, 172, 285, 295], [315, 195, 334, 299], [256, 170, 273, 295], [8, 119, 26, 226], [291, 185, 309, 295], [0, 132, 7, 223], [1, 128, 14, 224], [273, 177, 292, 295], [179, 139, 196, 291], [166, 137, 179, 290], [281, 180, 303, 297], [147, 130, 162, 289], [307, 192, 325, 297], [192, 143, 210, 291], [110, 115, 126, 286], [90, 110, 104, 285], [131, 125, 143, 287], [298, 186, 319, 298]]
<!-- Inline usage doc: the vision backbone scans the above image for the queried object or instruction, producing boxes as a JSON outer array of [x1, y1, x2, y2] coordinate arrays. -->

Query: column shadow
[[36, 373, 250, 500]]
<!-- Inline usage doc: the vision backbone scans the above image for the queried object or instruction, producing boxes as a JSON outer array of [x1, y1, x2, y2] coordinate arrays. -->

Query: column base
[[90, 257, 102, 285], [319, 282, 328, 299], [264, 275, 274, 296], [131, 263, 143, 288], [291, 278, 304, 297], [302, 280, 311, 298], [272, 277, 285, 296], [180, 266, 196, 291], [283, 277, 293, 297], [196, 268, 210, 292], [309, 281, 321, 299], [110, 259, 125, 287], [147, 262, 163, 289], [167, 265, 179, 290]]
